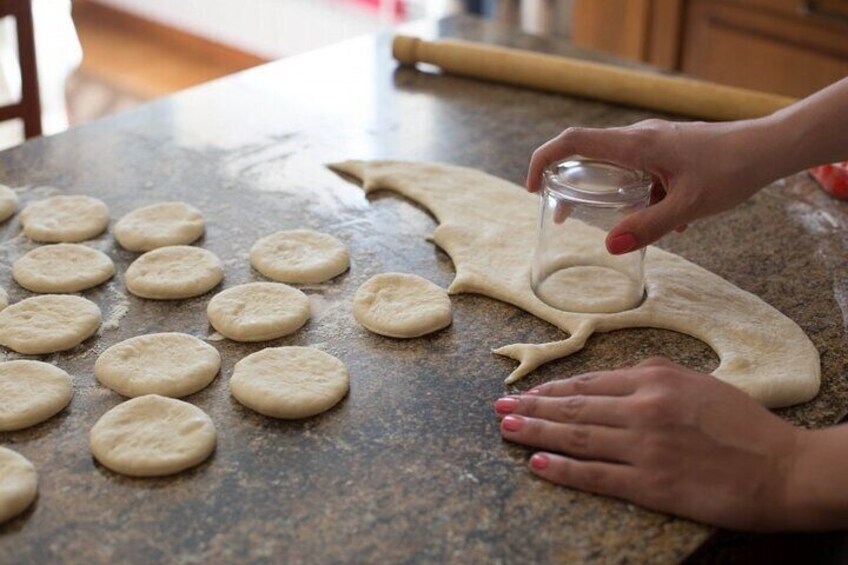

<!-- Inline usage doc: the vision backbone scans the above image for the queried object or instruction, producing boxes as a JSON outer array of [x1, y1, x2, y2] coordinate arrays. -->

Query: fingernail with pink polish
[[530, 453, 549, 471], [502, 415, 524, 432], [494, 397, 519, 415], [608, 232, 637, 255]]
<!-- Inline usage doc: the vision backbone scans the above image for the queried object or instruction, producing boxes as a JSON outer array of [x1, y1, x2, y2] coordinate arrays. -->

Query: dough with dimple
[[90, 394, 217, 477], [230, 346, 349, 419], [250, 229, 350, 283], [95, 333, 221, 398], [0, 184, 19, 222], [114, 201, 205, 251], [353, 273, 452, 338], [0, 447, 37, 524], [125, 245, 223, 299], [0, 295, 101, 354], [0, 360, 73, 431], [20, 195, 109, 242], [206, 282, 310, 342], [13, 243, 115, 293]]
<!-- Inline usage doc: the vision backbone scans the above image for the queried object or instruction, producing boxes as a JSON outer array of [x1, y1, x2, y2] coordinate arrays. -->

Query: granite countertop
[[1, 14, 846, 564]]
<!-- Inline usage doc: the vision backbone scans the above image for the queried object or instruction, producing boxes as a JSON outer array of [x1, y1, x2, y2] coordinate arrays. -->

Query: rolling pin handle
[[392, 35, 421, 66]]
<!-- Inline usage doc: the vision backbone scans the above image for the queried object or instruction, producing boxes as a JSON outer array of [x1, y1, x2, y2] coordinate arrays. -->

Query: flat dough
[[330, 160, 821, 408], [0, 287, 8, 310], [20, 195, 109, 242], [0, 447, 37, 524], [0, 295, 101, 354], [90, 394, 217, 477], [13, 243, 115, 293], [125, 245, 224, 299], [230, 346, 349, 419], [353, 273, 452, 338], [206, 282, 310, 342], [0, 184, 19, 222], [95, 333, 221, 398], [250, 229, 350, 283], [0, 360, 73, 431], [114, 201, 205, 252]]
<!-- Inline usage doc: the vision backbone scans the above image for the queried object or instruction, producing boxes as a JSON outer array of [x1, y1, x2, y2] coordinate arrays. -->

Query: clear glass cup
[[531, 157, 652, 313]]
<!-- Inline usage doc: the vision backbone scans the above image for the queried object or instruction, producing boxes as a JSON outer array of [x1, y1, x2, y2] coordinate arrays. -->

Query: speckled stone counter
[[1, 15, 846, 564]]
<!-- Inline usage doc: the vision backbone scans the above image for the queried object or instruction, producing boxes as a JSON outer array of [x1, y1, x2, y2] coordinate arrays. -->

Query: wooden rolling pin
[[393, 35, 798, 121]]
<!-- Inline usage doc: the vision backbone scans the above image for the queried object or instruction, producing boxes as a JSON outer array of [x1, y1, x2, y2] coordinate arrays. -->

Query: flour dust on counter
[[114, 201, 205, 252], [0, 447, 37, 524], [0, 361, 73, 431], [250, 229, 350, 284], [125, 245, 224, 299], [19, 195, 109, 243], [12, 244, 116, 293]]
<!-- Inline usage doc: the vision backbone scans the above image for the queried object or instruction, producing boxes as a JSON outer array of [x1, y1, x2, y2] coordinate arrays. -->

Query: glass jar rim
[[543, 157, 652, 205]]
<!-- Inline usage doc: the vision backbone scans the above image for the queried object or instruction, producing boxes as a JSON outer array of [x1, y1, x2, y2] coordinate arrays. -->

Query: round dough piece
[[125, 245, 223, 300], [90, 394, 217, 477], [250, 229, 350, 284], [0, 286, 8, 311], [353, 273, 452, 338], [206, 282, 310, 342], [0, 447, 37, 524], [0, 295, 101, 354], [0, 184, 19, 222], [20, 195, 109, 242], [230, 346, 349, 419], [95, 333, 221, 398], [0, 360, 73, 431], [13, 243, 115, 293], [114, 202, 205, 252]]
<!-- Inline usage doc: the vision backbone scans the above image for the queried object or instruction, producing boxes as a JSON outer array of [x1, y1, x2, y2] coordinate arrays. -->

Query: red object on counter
[[809, 162, 848, 199]]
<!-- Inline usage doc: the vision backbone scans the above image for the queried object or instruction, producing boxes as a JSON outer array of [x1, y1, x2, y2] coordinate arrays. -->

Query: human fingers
[[500, 416, 637, 463], [528, 452, 639, 500], [553, 201, 572, 224], [605, 195, 690, 254], [526, 371, 638, 398], [494, 394, 629, 427]]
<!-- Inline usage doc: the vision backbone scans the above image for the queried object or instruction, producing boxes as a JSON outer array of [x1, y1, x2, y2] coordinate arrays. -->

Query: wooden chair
[[0, 0, 41, 138]]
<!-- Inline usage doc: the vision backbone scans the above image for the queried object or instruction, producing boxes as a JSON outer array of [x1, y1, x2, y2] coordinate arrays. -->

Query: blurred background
[[1, 0, 847, 150]]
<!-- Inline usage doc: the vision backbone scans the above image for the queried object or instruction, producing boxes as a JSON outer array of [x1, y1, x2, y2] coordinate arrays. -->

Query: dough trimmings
[[89, 395, 217, 477], [230, 346, 349, 419], [114, 201, 205, 252], [0, 447, 38, 524], [206, 282, 310, 342], [0, 184, 19, 223], [353, 273, 452, 338], [20, 195, 109, 242], [0, 295, 101, 354], [125, 245, 224, 300], [250, 229, 350, 284], [13, 243, 116, 293], [0, 360, 73, 431], [95, 333, 221, 398]]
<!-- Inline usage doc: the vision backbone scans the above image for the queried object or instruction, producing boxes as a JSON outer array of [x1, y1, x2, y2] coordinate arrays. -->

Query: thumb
[[605, 197, 685, 254]]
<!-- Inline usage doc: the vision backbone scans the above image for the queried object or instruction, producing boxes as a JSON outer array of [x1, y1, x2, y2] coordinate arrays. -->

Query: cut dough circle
[[250, 229, 350, 284], [0, 360, 73, 431], [0, 287, 8, 310], [125, 245, 224, 300], [353, 273, 452, 338], [114, 201, 205, 252], [89, 394, 217, 477], [0, 295, 101, 354], [13, 243, 115, 293], [206, 282, 310, 342], [20, 195, 109, 242], [0, 184, 19, 222], [0, 447, 38, 524], [230, 346, 349, 419], [95, 333, 221, 398]]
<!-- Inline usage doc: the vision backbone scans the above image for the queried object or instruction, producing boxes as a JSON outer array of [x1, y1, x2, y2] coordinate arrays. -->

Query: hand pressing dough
[[13, 243, 115, 293], [206, 282, 310, 342], [0, 295, 101, 354], [90, 394, 216, 477], [0, 361, 73, 431], [20, 195, 109, 242], [230, 346, 348, 419], [0, 184, 19, 222], [353, 273, 452, 338], [330, 160, 821, 408], [250, 229, 349, 283], [125, 245, 223, 299], [114, 202, 205, 251], [95, 333, 221, 398], [0, 447, 37, 524]]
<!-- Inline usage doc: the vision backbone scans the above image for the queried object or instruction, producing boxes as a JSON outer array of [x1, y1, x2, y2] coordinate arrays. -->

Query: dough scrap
[[0, 447, 37, 524], [230, 346, 349, 419], [95, 333, 221, 398], [114, 201, 205, 252], [0, 360, 73, 431], [330, 160, 821, 408], [353, 273, 452, 338], [250, 229, 349, 283], [0, 184, 19, 222], [13, 243, 115, 293], [206, 282, 310, 342], [20, 195, 109, 242], [90, 394, 216, 477], [0, 295, 101, 354], [125, 245, 223, 300]]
